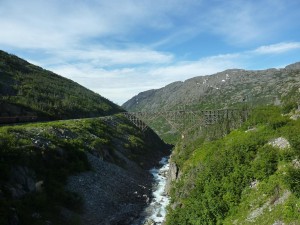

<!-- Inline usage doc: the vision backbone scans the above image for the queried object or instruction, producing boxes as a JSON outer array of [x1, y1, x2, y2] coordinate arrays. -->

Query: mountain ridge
[[123, 62, 300, 112]]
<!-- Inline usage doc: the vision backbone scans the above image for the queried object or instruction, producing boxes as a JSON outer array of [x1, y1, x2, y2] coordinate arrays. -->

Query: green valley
[[1, 49, 300, 225]]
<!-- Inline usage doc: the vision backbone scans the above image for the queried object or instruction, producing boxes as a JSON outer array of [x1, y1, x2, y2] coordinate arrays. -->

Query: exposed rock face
[[165, 160, 179, 194]]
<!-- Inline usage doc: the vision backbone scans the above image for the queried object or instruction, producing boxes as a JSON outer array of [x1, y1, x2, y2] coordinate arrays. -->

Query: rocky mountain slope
[[0, 115, 170, 225], [123, 62, 300, 112], [0, 50, 123, 121]]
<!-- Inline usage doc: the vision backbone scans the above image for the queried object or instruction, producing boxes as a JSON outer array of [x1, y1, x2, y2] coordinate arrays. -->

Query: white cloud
[[1, 0, 300, 105], [0, 0, 201, 49], [1, 0, 298, 51], [46, 52, 243, 104], [149, 53, 241, 81], [45, 42, 299, 105], [253, 42, 300, 54]]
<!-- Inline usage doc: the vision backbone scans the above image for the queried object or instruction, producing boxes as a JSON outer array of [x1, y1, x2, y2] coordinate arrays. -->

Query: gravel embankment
[[67, 153, 153, 225]]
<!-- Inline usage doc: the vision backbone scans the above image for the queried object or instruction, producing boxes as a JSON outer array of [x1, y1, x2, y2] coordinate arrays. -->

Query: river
[[141, 156, 170, 225]]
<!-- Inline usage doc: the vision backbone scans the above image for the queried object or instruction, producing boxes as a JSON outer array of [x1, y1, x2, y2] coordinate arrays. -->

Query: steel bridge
[[122, 108, 249, 132]]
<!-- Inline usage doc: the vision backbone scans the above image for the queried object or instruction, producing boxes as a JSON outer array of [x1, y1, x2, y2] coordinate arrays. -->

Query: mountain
[[0, 50, 123, 121], [123, 63, 300, 112], [123, 63, 300, 142]]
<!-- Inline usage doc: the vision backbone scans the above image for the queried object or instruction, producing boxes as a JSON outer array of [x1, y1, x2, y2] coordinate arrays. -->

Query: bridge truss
[[122, 108, 249, 132]]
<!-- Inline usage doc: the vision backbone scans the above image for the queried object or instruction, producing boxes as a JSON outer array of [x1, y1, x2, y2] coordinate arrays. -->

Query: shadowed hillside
[[0, 50, 124, 121]]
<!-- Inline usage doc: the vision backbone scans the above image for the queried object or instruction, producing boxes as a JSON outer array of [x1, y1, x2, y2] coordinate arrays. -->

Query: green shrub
[[252, 145, 279, 180], [286, 167, 300, 197], [128, 135, 144, 148], [282, 101, 298, 114]]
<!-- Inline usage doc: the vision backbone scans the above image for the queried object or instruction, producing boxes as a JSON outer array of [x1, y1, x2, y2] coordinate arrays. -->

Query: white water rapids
[[141, 157, 170, 224]]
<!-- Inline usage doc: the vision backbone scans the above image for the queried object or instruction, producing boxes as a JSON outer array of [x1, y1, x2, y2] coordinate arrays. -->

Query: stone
[[250, 179, 259, 189], [245, 127, 257, 133], [9, 166, 36, 199], [268, 137, 290, 149], [31, 212, 41, 219], [143, 218, 156, 225], [292, 159, 300, 169], [35, 180, 44, 192]]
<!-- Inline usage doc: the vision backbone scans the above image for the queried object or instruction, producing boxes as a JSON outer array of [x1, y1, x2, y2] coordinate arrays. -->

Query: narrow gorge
[[1, 50, 300, 225]]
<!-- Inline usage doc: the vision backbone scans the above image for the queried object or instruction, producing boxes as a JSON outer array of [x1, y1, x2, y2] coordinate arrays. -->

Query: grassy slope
[[166, 106, 300, 225], [0, 115, 169, 225], [0, 50, 123, 119]]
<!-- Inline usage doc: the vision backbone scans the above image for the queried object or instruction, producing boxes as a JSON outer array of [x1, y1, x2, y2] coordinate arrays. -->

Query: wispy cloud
[[47, 47, 173, 67], [0, 0, 200, 49], [253, 42, 300, 54], [48, 52, 244, 104]]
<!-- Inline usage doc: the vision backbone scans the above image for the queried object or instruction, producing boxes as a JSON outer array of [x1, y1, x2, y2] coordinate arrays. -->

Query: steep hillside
[[0, 50, 123, 121], [0, 115, 170, 225], [123, 63, 300, 112], [166, 106, 300, 225]]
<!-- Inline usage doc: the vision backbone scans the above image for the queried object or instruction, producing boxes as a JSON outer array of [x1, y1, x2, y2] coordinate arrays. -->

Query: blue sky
[[1, 0, 300, 105]]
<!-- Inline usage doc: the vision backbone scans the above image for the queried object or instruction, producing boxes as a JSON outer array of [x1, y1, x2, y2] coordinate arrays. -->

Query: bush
[[286, 167, 300, 197], [252, 145, 278, 180], [282, 101, 298, 114]]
